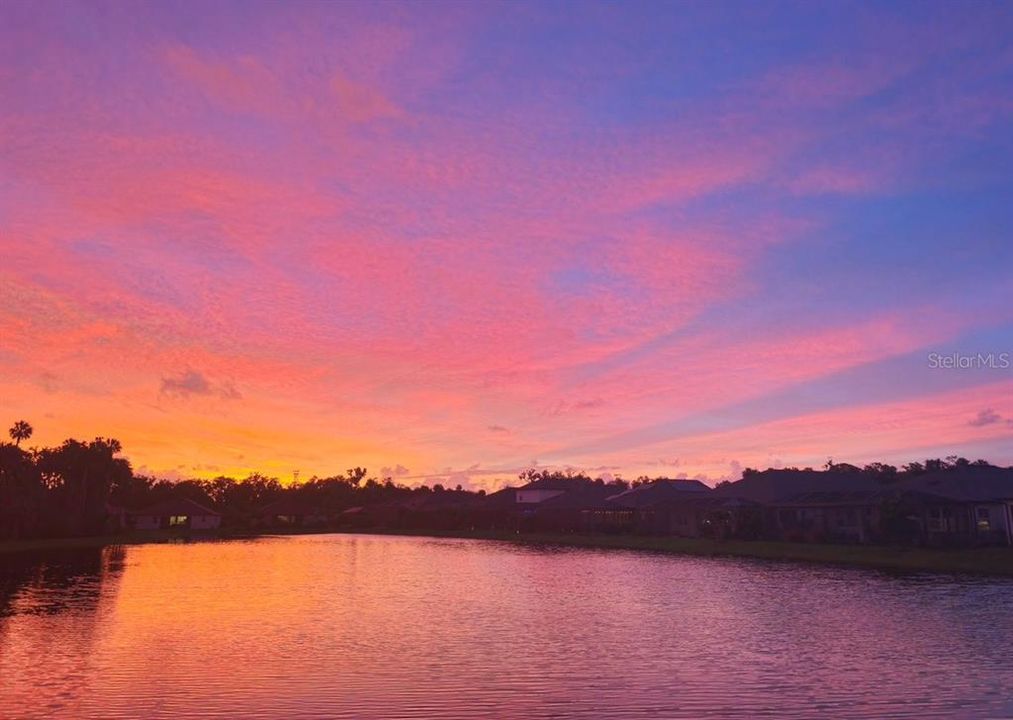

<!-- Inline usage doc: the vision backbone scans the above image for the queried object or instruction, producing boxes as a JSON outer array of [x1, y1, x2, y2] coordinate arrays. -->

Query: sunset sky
[[2, 1, 1012, 489]]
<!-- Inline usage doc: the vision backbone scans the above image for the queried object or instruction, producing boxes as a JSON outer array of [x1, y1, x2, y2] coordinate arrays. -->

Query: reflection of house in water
[[129, 498, 221, 531]]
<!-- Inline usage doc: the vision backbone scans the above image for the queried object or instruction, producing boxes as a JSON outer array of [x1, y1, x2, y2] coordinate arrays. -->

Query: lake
[[1, 533, 1012, 719]]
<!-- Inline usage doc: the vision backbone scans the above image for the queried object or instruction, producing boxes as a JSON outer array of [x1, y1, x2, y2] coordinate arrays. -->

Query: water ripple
[[2, 535, 1012, 719]]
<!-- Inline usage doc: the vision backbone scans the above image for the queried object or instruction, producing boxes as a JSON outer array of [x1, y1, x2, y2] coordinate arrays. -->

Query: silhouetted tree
[[346, 467, 368, 487], [201, 473, 282, 526], [826, 462, 862, 474], [109, 473, 155, 508], [519, 468, 593, 485], [605, 476, 630, 491], [862, 463, 899, 483], [35, 438, 131, 536], [0, 442, 44, 538], [8, 420, 32, 447]]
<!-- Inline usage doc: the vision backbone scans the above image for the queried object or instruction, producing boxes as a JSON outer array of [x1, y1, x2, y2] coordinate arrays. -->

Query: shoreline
[[3, 528, 1013, 577]]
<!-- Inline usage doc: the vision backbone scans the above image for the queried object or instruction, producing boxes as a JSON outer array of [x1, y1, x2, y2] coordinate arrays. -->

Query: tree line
[[0, 420, 497, 540], [1, 419, 1001, 541]]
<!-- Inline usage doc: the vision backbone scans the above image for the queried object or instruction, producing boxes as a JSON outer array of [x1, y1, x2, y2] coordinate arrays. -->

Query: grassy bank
[[3, 528, 1013, 577], [459, 531, 1013, 577]]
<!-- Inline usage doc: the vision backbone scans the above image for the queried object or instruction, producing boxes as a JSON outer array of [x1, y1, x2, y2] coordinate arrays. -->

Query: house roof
[[713, 469, 880, 504], [534, 484, 618, 510], [896, 466, 1013, 503], [517, 476, 593, 492], [131, 497, 220, 517], [481, 487, 519, 508], [607, 479, 711, 509]]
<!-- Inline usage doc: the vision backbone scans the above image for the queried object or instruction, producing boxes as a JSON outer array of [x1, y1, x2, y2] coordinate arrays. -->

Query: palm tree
[[9, 420, 33, 446]]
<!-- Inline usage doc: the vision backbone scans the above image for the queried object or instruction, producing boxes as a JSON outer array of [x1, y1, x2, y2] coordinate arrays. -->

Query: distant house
[[259, 497, 331, 528], [530, 483, 624, 532], [711, 466, 1013, 546], [773, 490, 884, 543], [515, 477, 585, 505], [607, 479, 713, 536], [691, 497, 763, 539], [892, 466, 1013, 546], [715, 470, 882, 542], [473, 487, 523, 530], [469, 480, 630, 532], [608, 479, 711, 507], [129, 498, 221, 531]]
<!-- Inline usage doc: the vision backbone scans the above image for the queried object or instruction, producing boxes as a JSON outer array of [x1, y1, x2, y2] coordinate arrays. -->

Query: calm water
[[1, 534, 1012, 719]]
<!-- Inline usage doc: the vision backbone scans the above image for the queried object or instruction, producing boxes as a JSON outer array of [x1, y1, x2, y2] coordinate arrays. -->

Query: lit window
[[169, 515, 188, 526], [976, 507, 991, 532]]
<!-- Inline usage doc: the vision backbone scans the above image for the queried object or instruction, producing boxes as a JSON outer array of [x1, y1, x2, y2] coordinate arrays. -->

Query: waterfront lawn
[[486, 532, 1013, 577]]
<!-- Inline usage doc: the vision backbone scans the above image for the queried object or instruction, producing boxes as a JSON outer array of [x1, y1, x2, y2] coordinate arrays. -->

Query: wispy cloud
[[967, 408, 1013, 429], [160, 370, 241, 401]]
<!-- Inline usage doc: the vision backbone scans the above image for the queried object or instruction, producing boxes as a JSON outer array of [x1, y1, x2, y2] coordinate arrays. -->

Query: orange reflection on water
[[3, 535, 1013, 719]]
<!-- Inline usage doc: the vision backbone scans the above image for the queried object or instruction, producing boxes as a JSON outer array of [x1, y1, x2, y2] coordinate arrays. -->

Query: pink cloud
[[163, 45, 282, 115], [330, 71, 403, 122]]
